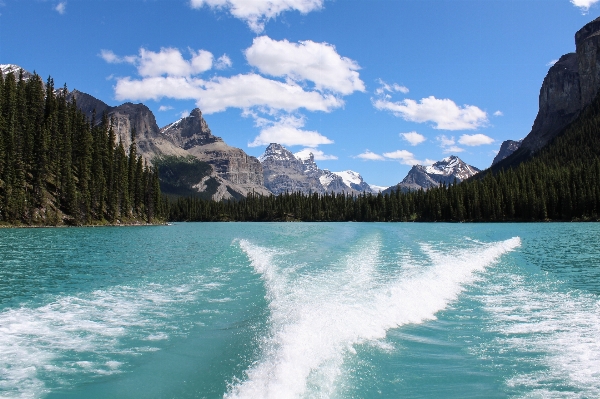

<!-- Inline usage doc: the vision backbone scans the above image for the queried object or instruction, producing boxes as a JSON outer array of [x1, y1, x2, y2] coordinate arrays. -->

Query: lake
[[1, 222, 599, 398]]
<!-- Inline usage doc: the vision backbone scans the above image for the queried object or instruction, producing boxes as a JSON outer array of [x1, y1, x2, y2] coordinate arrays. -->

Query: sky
[[1, 0, 600, 188]]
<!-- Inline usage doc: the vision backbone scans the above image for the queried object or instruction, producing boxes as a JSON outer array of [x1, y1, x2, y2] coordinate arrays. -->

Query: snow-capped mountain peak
[[1, 64, 33, 80]]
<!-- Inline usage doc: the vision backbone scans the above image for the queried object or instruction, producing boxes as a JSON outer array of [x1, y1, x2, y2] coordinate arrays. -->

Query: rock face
[[384, 156, 480, 193], [260, 144, 325, 195], [66, 90, 268, 200], [518, 17, 600, 155], [161, 109, 268, 195], [492, 139, 522, 166], [160, 109, 219, 149], [260, 144, 372, 195]]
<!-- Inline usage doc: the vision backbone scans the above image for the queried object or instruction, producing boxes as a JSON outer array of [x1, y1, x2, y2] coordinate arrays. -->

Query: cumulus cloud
[[137, 48, 213, 77], [382, 149, 422, 165], [571, 0, 599, 13], [179, 110, 190, 118], [158, 105, 174, 111], [114, 73, 343, 114], [493, 110, 503, 117], [294, 148, 338, 160], [100, 47, 214, 77], [400, 131, 426, 146], [458, 133, 494, 146], [356, 150, 385, 161], [189, 0, 324, 33], [245, 36, 365, 95], [437, 135, 464, 153], [375, 79, 409, 96], [248, 115, 333, 147], [374, 96, 488, 130], [55, 1, 66, 14], [214, 54, 232, 69]]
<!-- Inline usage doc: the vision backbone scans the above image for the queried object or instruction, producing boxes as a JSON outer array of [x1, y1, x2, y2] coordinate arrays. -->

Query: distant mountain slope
[[65, 91, 269, 200], [259, 143, 374, 195], [492, 140, 522, 166], [384, 156, 480, 194]]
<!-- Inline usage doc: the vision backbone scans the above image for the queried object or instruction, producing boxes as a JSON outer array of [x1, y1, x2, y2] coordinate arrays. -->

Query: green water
[[0, 223, 598, 398]]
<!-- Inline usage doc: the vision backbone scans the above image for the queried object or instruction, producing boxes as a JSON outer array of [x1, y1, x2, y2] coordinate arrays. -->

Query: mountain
[[384, 156, 480, 194], [492, 139, 522, 166], [160, 109, 268, 197], [259, 144, 325, 195], [259, 144, 374, 195], [495, 17, 600, 169], [0, 64, 33, 80], [66, 90, 268, 200]]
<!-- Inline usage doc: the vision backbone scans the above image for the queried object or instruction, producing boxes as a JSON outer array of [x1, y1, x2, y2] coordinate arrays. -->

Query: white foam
[[477, 272, 600, 398], [0, 281, 204, 399], [228, 236, 521, 398]]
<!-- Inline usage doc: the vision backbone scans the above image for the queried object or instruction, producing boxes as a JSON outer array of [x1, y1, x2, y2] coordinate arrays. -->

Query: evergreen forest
[[2, 68, 600, 226], [0, 71, 163, 226], [168, 91, 600, 223]]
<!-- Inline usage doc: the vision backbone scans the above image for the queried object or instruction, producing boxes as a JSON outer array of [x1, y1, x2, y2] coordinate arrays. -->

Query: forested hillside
[[0, 70, 163, 225], [168, 89, 600, 223]]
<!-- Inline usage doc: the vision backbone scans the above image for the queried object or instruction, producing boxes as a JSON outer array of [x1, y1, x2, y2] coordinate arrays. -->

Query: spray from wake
[[228, 236, 521, 398]]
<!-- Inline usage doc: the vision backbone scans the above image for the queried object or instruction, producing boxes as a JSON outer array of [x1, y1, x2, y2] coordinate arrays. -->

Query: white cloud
[[571, 0, 599, 13], [547, 59, 559, 66], [114, 73, 343, 114], [215, 54, 232, 69], [382, 149, 421, 165], [436, 135, 465, 154], [179, 110, 190, 118], [138, 48, 213, 77], [458, 133, 494, 146], [356, 150, 385, 161], [100, 50, 121, 64], [375, 79, 409, 96], [374, 96, 488, 130], [294, 148, 338, 160], [245, 36, 365, 95], [158, 105, 174, 111], [443, 145, 464, 153], [101, 47, 214, 77], [55, 1, 66, 14], [189, 0, 324, 33], [400, 131, 426, 146], [248, 115, 333, 147], [493, 110, 503, 117]]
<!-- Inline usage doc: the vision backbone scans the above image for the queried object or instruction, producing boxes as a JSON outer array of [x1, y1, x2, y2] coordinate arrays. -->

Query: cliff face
[[260, 144, 325, 195], [166, 109, 268, 194], [521, 54, 581, 153], [67, 91, 269, 199], [519, 17, 600, 154]]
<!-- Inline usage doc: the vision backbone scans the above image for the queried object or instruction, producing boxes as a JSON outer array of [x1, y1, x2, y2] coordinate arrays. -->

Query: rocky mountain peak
[[258, 143, 298, 163], [425, 155, 479, 180], [385, 155, 480, 194], [0, 64, 33, 80], [160, 108, 221, 150], [492, 139, 522, 166]]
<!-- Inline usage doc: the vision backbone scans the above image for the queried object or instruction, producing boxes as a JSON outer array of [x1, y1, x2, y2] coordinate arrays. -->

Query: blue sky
[[1, 0, 599, 187]]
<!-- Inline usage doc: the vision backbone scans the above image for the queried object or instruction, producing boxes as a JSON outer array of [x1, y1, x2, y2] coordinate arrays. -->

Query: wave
[[0, 278, 215, 399], [476, 271, 600, 398], [228, 236, 521, 398]]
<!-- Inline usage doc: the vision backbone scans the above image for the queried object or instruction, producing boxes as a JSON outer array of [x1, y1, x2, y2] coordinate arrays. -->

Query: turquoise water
[[0, 223, 599, 398]]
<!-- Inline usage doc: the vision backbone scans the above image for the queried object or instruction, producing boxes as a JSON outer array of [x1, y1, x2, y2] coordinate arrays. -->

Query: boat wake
[[229, 236, 521, 398]]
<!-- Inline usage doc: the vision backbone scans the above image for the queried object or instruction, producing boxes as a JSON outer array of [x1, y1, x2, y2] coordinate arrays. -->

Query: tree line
[[0, 70, 163, 225], [168, 86, 600, 223]]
